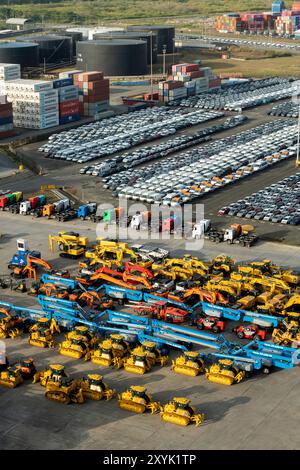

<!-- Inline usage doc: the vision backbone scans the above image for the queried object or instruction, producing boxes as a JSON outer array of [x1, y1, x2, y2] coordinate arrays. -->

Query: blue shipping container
[[53, 78, 73, 89], [0, 116, 13, 125], [59, 114, 81, 125]]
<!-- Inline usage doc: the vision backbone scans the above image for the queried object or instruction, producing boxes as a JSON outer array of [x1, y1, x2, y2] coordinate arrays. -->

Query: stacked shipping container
[[159, 63, 221, 102], [0, 96, 14, 139], [53, 77, 81, 125], [4, 80, 59, 129], [73, 71, 109, 117]]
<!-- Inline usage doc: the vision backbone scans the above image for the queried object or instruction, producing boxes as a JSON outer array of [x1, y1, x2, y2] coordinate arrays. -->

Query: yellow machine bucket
[[90, 354, 112, 367], [172, 365, 200, 377], [29, 338, 52, 348], [161, 412, 191, 427], [118, 399, 146, 414], [123, 363, 147, 375], [45, 390, 73, 404], [206, 373, 235, 386], [59, 344, 85, 359], [83, 388, 115, 401]]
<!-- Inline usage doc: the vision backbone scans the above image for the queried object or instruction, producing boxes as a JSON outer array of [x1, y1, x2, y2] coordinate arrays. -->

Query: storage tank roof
[[80, 39, 146, 46], [0, 41, 37, 48]]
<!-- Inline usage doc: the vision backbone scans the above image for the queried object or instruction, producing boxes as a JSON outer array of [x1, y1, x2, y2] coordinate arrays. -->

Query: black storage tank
[[17, 35, 73, 63], [128, 25, 175, 54], [61, 31, 83, 56], [77, 39, 148, 76], [92, 31, 157, 64], [0, 42, 39, 67]]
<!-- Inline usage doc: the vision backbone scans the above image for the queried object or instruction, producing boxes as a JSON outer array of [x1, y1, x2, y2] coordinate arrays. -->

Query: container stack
[[73, 71, 110, 117], [159, 63, 221, 102], [53, 78, 81, 125], [275, 11, 300, 34], [0, 95, 14, 139], [4, 80, 59, 129], [0, 64, 21, 82], [215, 14, 244, 33]]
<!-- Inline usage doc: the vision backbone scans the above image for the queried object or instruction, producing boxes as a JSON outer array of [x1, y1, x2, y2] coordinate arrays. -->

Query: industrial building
[[92, 31, 158, 64], [76, 39, 148, 76], [0, 42, 39, 68], [127, 25, 175, 54]]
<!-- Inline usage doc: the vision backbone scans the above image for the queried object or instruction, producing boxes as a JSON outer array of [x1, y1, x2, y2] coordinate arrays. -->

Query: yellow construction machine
[[80, 374, 115, 401], [49, 231, 89, 258], [0, 316, 22, 339], [45, 376, 84, 405], [0, 366, 23, 388], [84, 239, 139, 268], [256, 293, 287, 314], [210, 255, 234, 276], [28, 317, 59, 348], [205, 359, 245, 385], [89, 334, 130, 368], [118, 386, 161, 414], [33, 363, 68, 386], [272, 320, 300, 347], [171, 352, 205, 377], [160, 397, 204, 427], [282, 295, 300, 319], [123, 342, 168, 374], [59, 333, 90, 359]]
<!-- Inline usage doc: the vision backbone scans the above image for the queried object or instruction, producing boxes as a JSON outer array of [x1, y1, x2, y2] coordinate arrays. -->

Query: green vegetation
[[0, 0, 293, 25]]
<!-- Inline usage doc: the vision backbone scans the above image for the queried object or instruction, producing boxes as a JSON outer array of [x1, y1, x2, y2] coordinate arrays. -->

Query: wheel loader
[[171, 352, 205, 377], [80, 374, 115, 401], [0, 316, 22, 339], [118, 386, 161, 414], [205, 359, 245, 386], [59, 333, 90, 359], [28, 317, 57, 348], [0, 366, 23, 388], [33, 363, 68, 386], [45, 376, 84, 405], [89, 334, 131, 368], [160, 397, 204, 427]]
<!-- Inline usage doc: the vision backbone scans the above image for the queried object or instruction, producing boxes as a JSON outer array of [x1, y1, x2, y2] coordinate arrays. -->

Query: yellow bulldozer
[[0, 316, 22, 339], [89, 334, 131, 368], [160, 397, 204, 427], [118, 386, 161, 414], [45, 376, 84, 405], [0, 366, 23, 388], [205, 359, 245, 385], [33, 364, 68, 387], [28, 317, 60, 348], [171, 352, 205, 377], [80, 374, 115, 401], [59, 333, 90, 360], [123, 342, 168, 374]]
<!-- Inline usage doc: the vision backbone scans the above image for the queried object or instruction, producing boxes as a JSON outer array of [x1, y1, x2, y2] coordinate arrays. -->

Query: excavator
[[282, 295, 300, 319], [77, 266, 153, 290], [182, 286, 228, 306], [49, 232, 89, 259], [272, 319, 300, 347], [160, 398, 204, 427], [12, 255, 52, 281], [84, 239, 140, 269], [248, 277, 291, 295], [256, 292, 287, 315], [210, 255, 234, 277]]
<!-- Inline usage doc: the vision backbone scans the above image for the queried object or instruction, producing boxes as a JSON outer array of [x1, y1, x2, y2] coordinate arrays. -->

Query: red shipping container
[[0, 103, 13, 113], [60, 106, 80, 117], [59, 99, 80, 111], [164, 80, 184, 90], [28, 197, 39, 209], [83, 94, 109, 103], [82, 72, 104, 82], [0, 109, 13, 119], [186, 70, 204, 78], [0, 130, 14, 139], [182, 64, 200, 73]]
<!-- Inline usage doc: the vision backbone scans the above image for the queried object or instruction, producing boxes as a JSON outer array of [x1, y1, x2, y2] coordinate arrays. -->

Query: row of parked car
[[110, 120, 298, 206], [100, 119, 288, 196], [79, 115, 246, 178], [200, 35, 300, 51], [170, 77, 297, 111], [39, 107, 222, 164], [219, 174, 300, 225], [268, 101, 299, 118]]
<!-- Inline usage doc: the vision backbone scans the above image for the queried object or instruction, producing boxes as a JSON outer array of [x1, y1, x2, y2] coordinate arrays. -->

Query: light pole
[[162, 44, 166, 76], [150, 31, 153, 98], [297, 99, 300, 168]]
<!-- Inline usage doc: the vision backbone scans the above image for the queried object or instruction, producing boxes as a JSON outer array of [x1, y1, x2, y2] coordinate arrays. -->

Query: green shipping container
[[102, 209, 114, 222], [38, 194, 46, 206], [6, 193, 16, 204], [12, 191, 23, 202]]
